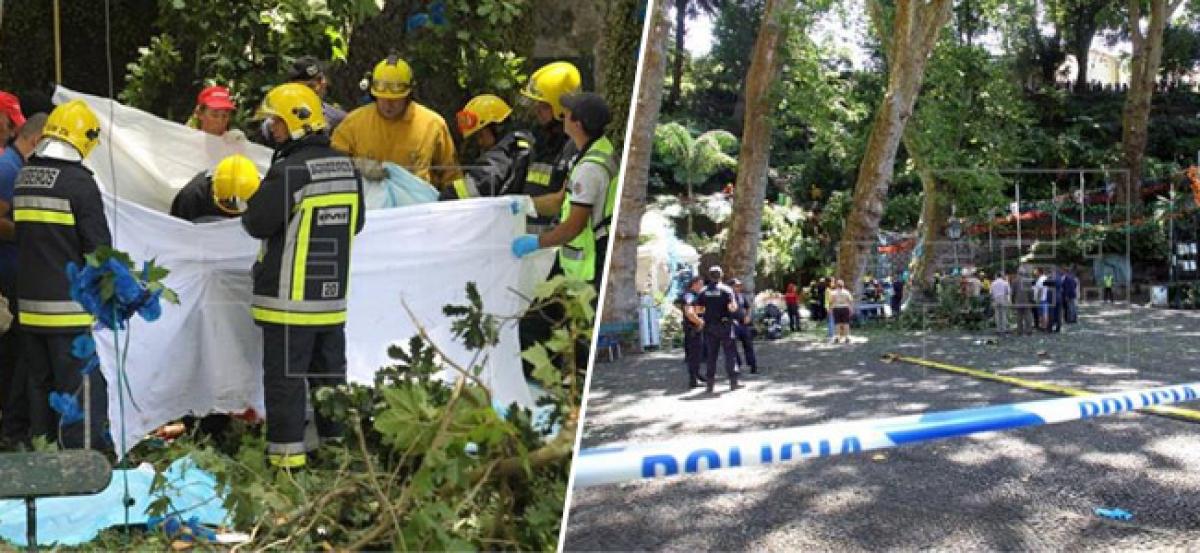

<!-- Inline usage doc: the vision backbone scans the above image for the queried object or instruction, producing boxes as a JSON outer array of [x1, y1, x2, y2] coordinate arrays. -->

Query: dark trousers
[[786, 305, 800, 331], [703, 324, 737, 390], [1103, 287, 1114, 302], [733, 323, 756, 371], [262, 324, 347, 455], [23, 332, 108, 450], [684, 327, 703, 384], [0, 276, 28, 444], [1049, 302, 1063, 332]]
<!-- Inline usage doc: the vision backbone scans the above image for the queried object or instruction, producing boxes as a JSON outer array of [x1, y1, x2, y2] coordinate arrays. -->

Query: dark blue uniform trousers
[[684, 327, 704, 385], [733, 322, 756, 372], [704, 324, 738, 390]]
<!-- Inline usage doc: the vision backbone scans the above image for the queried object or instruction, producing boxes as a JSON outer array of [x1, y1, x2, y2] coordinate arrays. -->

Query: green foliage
[[120, 0, 374, 126], [756, 202, 820, 288], [84, 246, 180, 305], [904, 42, 1036, 224], [138, 279, 592, 551], [883, 192, 922, 229], [896, 277, 990, 330], [653, 122, 739, 190]]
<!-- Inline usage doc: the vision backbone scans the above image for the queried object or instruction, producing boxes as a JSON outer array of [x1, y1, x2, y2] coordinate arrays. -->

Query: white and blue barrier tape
[[573, 382, 1200, 488]]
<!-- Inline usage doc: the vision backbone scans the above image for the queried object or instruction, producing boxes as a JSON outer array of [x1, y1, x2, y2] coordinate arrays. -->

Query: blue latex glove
[[512, 235, 540, 258]]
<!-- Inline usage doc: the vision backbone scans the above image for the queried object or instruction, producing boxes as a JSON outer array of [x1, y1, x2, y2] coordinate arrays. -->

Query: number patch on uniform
[[316, 206, 350, 226], [321, 282, 339, 298]]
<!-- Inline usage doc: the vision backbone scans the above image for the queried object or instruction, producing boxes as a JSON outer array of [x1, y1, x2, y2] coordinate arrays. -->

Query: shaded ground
[[564, 302, 1200, 551]]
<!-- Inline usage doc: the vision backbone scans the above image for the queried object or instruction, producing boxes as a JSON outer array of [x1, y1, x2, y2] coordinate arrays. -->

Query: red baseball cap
[[0, 91, 26, 129], [196, 85, 236, 110]]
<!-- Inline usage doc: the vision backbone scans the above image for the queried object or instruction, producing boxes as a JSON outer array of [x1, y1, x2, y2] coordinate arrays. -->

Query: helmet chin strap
[[34, 137, 83, 162]]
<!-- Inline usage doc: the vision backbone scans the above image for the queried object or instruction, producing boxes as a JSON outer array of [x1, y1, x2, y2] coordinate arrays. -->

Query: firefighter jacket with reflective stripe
[[559, 136, 619, 283], [170, 171, 235, 222], [242, 134, 365, 329], [14, 156, 112, 332], [439, 130, 534, 200], [526, 122, 576, 231]]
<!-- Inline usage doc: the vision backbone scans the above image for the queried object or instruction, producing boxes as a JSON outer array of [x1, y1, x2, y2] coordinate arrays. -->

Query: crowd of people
[[0, 55, 618, 468]]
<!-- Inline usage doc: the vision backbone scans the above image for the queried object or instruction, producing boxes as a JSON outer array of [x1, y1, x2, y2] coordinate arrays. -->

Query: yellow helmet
[[258, 83, 326, 140], [211, 154, 260, 215], [45, 100, 101, 159], [521, 61, 582, 120], [457, 94, 512, 138], [371, 56, 413, 99]]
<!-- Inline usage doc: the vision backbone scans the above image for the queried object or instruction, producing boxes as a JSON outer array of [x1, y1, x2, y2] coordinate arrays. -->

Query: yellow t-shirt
[[331, 101, 460, 187]]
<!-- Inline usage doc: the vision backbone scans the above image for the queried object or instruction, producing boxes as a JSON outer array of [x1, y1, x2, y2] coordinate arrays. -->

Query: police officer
[[170, 154, 261, 222], [699, 266, 739, 394], [730, 278, 757, 374], [242, 83, 365, 469], [15, 100, 111, 450], [678, 275, 706, 388], [440, 94, 534, 200]]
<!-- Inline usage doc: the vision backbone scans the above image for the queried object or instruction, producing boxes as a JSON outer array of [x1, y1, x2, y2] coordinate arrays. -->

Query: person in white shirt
[[990, 272, 1012, 334], [1033, 269, 1049, 329]]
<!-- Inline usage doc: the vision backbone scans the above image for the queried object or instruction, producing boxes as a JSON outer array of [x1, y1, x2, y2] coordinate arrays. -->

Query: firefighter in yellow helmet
[[243, 83, 365, 469], [331, 55, 460, 187], [170, 154, 262, 222], [15, 99, 112, 451], [440, 94, 534, 200], [519, 61, 582, 235]]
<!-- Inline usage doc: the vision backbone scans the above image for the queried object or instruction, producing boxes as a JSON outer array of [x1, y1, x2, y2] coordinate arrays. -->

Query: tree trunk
[[1072, 29, 1095, 90], [601, 0, 669, 325], [600, 0, 642, 151], [721, 0, 788, 293], [1119, 0, 1184, 206], [686, 180, 694, 237], [667, 0, 688, 112], [836, 0, 954, 297], [906, 160, 949, 302]]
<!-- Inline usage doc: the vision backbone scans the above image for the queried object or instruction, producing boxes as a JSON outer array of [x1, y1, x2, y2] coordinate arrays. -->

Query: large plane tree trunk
[[720, 0, 788, 293], [601, 0, 669, 325], [1119, 0, 1184, 206], [835, 0, 953, 296]]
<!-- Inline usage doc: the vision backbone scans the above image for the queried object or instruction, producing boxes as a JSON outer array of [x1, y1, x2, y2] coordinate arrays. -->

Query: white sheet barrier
[[50, 88, 555, 454]]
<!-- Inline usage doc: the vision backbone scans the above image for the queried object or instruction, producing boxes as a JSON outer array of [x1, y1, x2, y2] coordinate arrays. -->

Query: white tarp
[[51, 88, 555, 453]]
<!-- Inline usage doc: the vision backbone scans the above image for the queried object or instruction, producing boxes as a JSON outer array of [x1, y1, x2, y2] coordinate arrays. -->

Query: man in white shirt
[[990, 272, 1012, 334], [1033, 269, 1049, 330]]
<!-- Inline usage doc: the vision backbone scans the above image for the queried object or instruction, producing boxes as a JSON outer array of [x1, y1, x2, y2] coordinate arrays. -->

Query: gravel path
[[563, 302, 1200, 551]]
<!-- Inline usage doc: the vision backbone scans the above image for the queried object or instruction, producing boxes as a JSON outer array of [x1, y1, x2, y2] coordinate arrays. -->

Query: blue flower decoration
[[71, 334, 96, 359], [65, 257, 168, 331], [429, 1, 446, 25], [148, 515, 215, 542], [137, 289, 163, 322], [406, 12, 430, 32], [79, 355, 100, 376], [48, 392, 83, 426]]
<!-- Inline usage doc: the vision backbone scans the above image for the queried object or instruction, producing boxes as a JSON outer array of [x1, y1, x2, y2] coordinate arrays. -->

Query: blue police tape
[[573, 382, 1200, 488]]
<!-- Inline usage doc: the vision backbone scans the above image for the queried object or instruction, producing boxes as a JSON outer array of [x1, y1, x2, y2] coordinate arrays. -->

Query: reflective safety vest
[[1103, 274, 1114, 287], [559, 136, 619, 282], [13, 155, 112, 332]]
